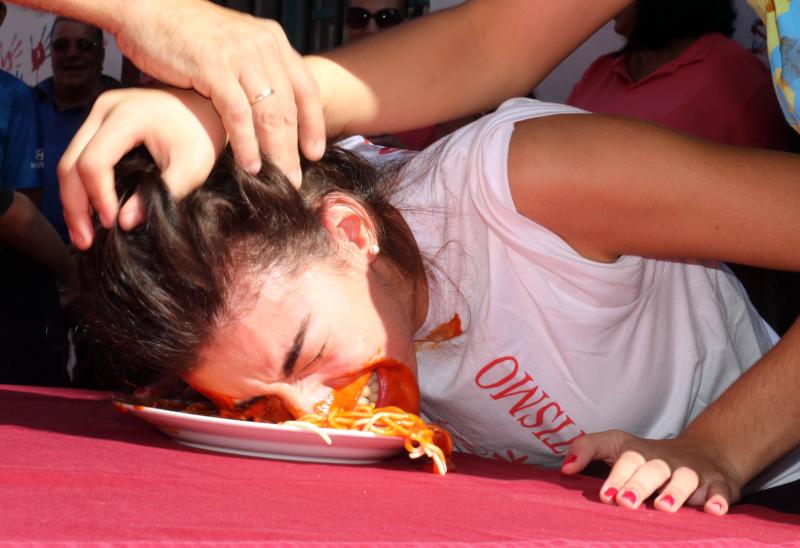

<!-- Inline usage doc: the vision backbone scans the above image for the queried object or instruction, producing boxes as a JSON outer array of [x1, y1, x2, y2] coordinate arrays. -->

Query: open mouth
[[356, 371, 379, 406], [324, 359, 420, 416], [186, 360, 421, 422]]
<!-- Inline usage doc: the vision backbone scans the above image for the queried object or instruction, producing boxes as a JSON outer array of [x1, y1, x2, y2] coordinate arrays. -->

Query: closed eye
[[299, 342, 326, 376], [282, 316, 309, 378]]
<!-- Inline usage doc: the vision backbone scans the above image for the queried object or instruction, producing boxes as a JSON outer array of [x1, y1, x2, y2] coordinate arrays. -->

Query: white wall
[[0, 5, 122, 86]]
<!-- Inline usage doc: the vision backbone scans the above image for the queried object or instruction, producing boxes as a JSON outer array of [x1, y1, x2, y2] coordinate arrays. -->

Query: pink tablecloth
[[1, 384, 799, 546]]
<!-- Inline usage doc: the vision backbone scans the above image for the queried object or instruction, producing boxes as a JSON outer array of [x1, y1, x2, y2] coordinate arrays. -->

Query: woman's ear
[[319, 195, 380, 261]]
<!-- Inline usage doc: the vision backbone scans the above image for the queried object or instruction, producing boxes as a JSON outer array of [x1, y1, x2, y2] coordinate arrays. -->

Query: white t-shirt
[[340, 98, 797, 491]]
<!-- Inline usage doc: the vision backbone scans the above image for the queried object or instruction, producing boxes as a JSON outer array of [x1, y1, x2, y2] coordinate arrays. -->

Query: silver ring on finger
[[250, 86, 274, 105]]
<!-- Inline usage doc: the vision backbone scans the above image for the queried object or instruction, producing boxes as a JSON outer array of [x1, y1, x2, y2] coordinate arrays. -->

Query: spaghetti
[[287, 404, 453, 475], [122, 385, 453, 475]]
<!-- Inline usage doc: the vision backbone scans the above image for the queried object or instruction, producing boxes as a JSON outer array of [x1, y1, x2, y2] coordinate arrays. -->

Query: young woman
[[78, 87, 800, 515]]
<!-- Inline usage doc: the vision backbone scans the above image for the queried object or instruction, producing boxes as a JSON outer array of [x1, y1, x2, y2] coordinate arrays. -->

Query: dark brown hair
[[78, 147, 423, 385], [51, 16, 105, 46]]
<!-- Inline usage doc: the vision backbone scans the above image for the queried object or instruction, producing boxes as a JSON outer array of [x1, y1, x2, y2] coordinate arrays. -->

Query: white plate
[[115, 402, 406, 464]]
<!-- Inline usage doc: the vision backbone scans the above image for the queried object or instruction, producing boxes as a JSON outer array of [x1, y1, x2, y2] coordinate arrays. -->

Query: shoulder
[[684, 34, 772, 102], [0, 72, 34, 102], [32, 77, 54, 104]]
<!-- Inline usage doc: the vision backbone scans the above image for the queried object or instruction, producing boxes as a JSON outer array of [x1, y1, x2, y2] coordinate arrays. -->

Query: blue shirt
[[0, 70, 42, 191], [34, 76, 120, 242]]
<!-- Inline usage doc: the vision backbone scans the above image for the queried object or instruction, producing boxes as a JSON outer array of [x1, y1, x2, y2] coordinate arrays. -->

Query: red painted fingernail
[[603, 487, 618, 499], [661, 494, 676, 507], [621, 490, 637, 505], [563, 454, 577, 465]]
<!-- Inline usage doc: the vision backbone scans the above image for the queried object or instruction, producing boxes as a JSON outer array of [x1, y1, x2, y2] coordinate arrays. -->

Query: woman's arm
[[58, 0, 633, 249], [508, 113, 800, 269], [507, 112, 800, 514], [309, 0, 633, 138], [561, 321, 800, 515]]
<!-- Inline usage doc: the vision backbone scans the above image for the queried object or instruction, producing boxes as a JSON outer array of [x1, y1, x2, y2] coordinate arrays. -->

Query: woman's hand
[[113, 0, 325, 181], [561, 430, 744, 515], [59, 87, 227, 249]]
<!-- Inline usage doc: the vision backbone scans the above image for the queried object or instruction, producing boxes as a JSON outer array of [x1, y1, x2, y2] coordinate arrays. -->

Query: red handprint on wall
[[30, 24, 50, 79], [0, 33, 23, 76]]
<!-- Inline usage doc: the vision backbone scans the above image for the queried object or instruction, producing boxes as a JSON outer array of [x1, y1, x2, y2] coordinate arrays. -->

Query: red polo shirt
[[567, 33, 789, 149]]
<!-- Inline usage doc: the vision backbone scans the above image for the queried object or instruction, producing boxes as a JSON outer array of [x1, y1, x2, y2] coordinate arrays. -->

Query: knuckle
[[56, 156, 73, 183], [226, 102, 253, 125], [254, 104, 289, 130], [643, 458, 672, 478], [74, 157, 104, 190], [281, 102, 298, 125], [673, 465, 700, 484], [568, 434, 589, 451], [619, 450, 646, 466], [261, 20, 284, 43], [93, 89, 120, 110]]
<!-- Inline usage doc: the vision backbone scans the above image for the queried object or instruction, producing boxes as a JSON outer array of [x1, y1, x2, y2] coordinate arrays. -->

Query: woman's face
[[185, 255, 422, 419]]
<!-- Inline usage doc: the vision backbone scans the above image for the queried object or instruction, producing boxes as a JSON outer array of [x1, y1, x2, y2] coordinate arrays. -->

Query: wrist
[[304, 54, 364, 139], [678, 425, 747, 488]]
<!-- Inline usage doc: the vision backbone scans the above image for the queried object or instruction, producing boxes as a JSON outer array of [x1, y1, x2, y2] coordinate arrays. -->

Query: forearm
[[308, 0, 632, 137], [681, 320, 800, 486], [0, 193, 74, 284]]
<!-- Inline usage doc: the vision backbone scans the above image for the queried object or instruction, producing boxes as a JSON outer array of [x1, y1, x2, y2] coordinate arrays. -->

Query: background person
[[0, 1, 41, 196], [0, 186, 75, 386], [343, 0, 472, 151], [0, 0, 72, 386], [344, 0, 407, 43], [567, 0, 789, 150], [566, 0, 795, 333], [34, 16, 121, 242]]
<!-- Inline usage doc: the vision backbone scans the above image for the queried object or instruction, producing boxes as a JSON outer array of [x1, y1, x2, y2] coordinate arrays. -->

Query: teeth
[[359, 371, 379, 404]]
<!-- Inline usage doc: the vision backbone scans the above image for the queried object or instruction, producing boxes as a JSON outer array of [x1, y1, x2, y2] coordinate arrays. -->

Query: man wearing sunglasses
[[344, 0, 406, 43], [33, 16, 120, 243]]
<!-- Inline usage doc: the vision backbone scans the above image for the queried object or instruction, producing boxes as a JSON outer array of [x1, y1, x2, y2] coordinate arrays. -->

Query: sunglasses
[[51, 37, 99, 53], [345, 7, 405, 30]]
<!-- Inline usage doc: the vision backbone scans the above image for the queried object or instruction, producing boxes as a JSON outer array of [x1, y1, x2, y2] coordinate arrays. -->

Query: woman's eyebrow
[[282, 316, 309, 377]]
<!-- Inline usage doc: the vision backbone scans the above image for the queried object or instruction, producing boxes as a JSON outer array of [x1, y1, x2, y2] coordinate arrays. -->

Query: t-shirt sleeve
[[456, 99, 645, 285], [0, 184, 14, 216], [462, 99, 593, 260], [2, 84, 42, 190]]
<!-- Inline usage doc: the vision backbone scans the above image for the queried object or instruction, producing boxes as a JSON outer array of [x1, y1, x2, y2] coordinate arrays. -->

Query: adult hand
[[115, 0, 325, 182], [561, 430, 743, 515], [59, 87, 226, 249]]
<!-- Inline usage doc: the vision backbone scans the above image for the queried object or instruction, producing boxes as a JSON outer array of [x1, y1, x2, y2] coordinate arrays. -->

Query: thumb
[[561, 430, 629, 475]]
